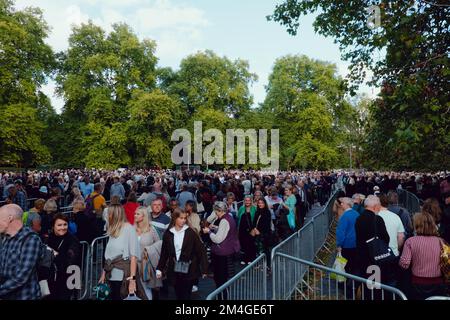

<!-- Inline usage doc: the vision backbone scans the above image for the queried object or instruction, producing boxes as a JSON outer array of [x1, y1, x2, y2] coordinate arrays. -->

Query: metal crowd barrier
[[86, 235, 109, 299], [77, 241, 91, 300], [425, 296, 450, 300], [206, 254, 267, 300], [397, 188, 421, 217], [60, 206, 73, 213], [271, 189, 341, 300], [273, 253, 407, 300]]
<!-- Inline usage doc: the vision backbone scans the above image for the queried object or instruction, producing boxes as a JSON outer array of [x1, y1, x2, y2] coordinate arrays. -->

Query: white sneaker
[[192, 285, 198, 293]]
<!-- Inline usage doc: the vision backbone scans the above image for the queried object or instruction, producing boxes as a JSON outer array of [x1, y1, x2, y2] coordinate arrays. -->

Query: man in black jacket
[[355, 195, 390, 279]]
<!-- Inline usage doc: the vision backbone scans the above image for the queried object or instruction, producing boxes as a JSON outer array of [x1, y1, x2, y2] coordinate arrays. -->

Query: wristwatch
[[128, 275, 136, 280]]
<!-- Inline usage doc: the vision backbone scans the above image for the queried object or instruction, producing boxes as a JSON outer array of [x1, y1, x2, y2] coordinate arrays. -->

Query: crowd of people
[[335, 172, 450, 300], [0, 168, 335, 300], [0, 168, 448, 300]]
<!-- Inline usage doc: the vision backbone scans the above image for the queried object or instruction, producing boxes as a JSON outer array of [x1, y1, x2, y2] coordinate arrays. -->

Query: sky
[[14, 0, 377, 113]]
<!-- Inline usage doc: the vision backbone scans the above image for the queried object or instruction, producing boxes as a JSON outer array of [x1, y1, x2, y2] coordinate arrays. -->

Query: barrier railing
[[77, 241, 91, 300], [206, 254, 267, 300], [271, 189, 341, 300], [397, 188, 421, 217], [425, 296, 450, 300], [272, 253, 407, 300], [86, 235, 109, 299], [60, 205, 73, 212]]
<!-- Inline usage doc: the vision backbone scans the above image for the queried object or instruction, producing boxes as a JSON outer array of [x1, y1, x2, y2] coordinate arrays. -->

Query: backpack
[[85, 193, 101, 217], [22, 232, 55, 272]]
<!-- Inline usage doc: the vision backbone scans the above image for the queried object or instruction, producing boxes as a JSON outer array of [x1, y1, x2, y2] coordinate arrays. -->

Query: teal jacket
[[237, 205, 257, 228]]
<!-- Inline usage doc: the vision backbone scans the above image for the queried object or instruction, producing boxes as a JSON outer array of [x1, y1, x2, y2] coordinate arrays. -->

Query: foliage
[[268, 0, 450, 170]]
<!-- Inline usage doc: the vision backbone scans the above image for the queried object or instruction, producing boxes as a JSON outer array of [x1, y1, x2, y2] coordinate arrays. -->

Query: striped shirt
[[150, 212, 171, 238], [399, 236, 442, 278]]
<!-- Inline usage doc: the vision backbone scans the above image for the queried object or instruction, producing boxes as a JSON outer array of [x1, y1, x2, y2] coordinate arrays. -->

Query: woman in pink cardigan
[[399, 211, 447, 300]]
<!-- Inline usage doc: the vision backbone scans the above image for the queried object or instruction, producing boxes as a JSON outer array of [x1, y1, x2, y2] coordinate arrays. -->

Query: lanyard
[[57, 239, 65, 251]]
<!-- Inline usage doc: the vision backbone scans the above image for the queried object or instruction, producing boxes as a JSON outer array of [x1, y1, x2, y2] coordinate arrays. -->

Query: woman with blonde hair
[[72, 199, 94, 243], [102, 195, 121, 232], [71, 187, 84, 205], [134, 206, 162, 300], [99, 204, 145, 300], [399, 211, 446, 299]]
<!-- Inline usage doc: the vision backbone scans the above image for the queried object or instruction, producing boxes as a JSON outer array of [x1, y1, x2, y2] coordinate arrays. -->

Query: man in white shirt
[[377, 194, 405, 256]]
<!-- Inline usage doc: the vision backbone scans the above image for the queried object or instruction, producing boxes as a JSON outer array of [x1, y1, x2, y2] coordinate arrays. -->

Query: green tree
[[127, 89, 183, 167], [336, 95, 371, 169], [0, 0, 54, 105], [0, 0, 55, 166], [268, 0, 450, 170], [83, 122, 131, 169], [262, 55, 350, 169], [55, 21, 158, 167], [168, 50, 257, 118], [0, 104, 51, 166]]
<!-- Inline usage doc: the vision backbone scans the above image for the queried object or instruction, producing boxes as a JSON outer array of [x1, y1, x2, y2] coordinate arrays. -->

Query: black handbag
[[366, 216, 397, 265], [174, 259, 191, 274]]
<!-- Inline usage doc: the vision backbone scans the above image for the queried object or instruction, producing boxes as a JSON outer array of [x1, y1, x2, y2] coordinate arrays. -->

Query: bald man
[[0, 204, 42, 300], [354, 195, 390, 279]]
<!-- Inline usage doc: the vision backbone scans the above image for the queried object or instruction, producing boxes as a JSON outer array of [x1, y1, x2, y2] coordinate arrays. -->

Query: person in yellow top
[[88, 183, 106, 215], [86, 183, 107, 237]]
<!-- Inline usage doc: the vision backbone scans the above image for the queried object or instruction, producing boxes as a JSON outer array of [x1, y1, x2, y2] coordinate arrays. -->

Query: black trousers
[[340, 248, 361, 299], [173, 273, 193, 300], [297, 202, 307, 228], [341, 248, 360, 276], [110, 280, 123, 301], [211, 253, 234, 300], [239, 233, 256, 263], [410, 283, 447, 300]]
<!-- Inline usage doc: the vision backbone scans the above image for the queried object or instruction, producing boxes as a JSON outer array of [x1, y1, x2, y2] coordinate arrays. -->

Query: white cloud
[[135, 0, 208, 30], [13, 0, 210, 112], [79, 0, 145, 7], [66, 5, 90, 27]]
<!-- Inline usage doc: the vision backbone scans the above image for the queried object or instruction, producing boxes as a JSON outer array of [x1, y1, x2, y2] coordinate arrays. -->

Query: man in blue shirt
[[336, 197, 360, 276], [110, 176, 126, 202], [78, 176, 94, 199]]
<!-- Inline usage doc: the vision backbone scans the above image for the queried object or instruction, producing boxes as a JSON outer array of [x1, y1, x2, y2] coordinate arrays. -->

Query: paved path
[[161, 203, 326, 300]]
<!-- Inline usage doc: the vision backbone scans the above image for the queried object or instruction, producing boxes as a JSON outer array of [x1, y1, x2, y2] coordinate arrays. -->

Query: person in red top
[[123, 192, 139, 225]]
